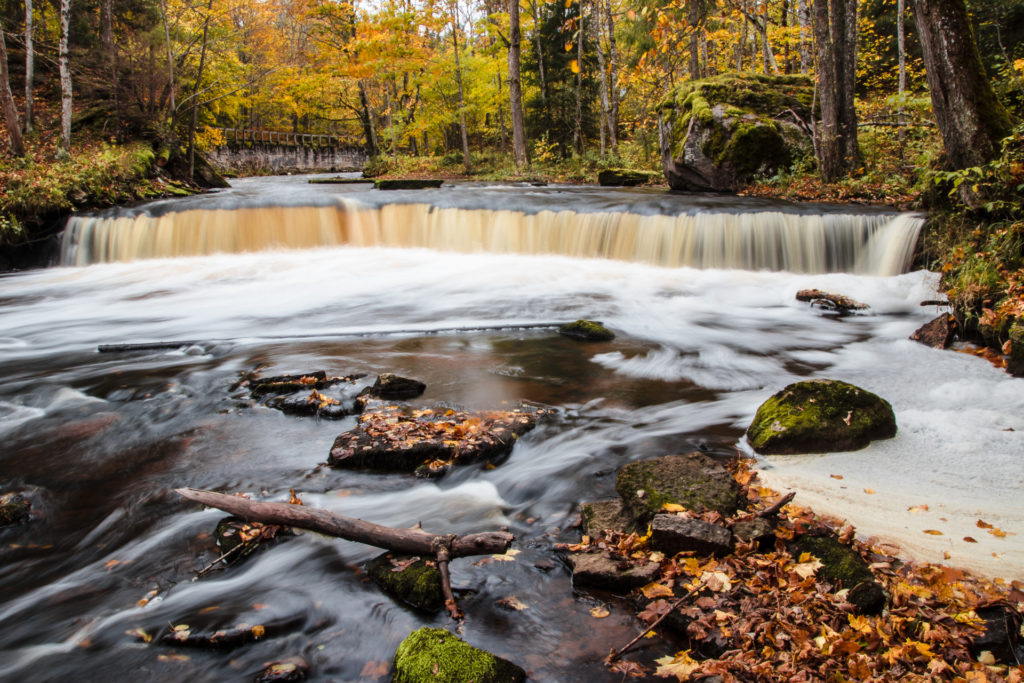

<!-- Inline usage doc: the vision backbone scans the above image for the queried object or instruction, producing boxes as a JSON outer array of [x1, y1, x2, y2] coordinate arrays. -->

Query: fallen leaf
[[988, 528, 1008, 538], [863, 488, 876, 495], [360, 660, 389, 678], [963, 536, 978, 543], [907, 504, 929, 513], [198, 605, 220, 615], [702, 571, 732, 593], [125, 628, 152, 643], [661, 503, 686, 513], [793, 556, 824, 579], [590, 605, 611, 618], [830, 474, 844, 480], [641, 582, 675, 599], [977, 519, 994, 529], [251, 624, 265, 638], [157, 654, 190, 662], [496, 595, 529, 611], [490, 548, 520, 562], [923, 529, 944, 535], [654, 650, 700, 680]]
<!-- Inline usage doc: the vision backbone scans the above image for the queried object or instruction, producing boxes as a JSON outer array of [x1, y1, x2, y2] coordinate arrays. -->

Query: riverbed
[[0, 177, 1020, 681]]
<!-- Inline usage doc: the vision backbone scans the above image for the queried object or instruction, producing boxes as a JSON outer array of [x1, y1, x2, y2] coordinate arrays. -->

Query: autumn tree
[[0, 16, 25, 156], [508, 0, 528, 167], [910, 0, 1014, 168], [59, 0, 73, 157], [813, 0, 860, 180]]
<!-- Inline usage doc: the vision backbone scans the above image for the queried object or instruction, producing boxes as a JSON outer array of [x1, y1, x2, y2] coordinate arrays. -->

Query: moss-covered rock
[[746, 380, 897, 455], [1007, 318, 1024, 377], [659, 73, 814, 192], [366, 553, 444, 613], [558, 319, 615, 341], [793, 534, 886, 614], [615, 452, 741, 524], [580, 500, 635, 536], [392, 628, 526, 683]]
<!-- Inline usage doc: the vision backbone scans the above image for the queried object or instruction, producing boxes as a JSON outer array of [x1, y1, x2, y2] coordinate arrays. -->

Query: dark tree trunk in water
[[813, 0, 860, 180], [910, 0, 1013, 168]]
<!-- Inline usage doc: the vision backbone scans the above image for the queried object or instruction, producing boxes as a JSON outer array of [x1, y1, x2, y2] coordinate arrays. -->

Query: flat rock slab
[[910, 313, 956, 348], [615, 452, 741, 522], [365, 373, 426, 400], [567, 551, 661, 592], [732, 517, 775, 550], [248, 371, 366, 419], [375, 179, 444, 190], [328, 404, 541, 473], [746, 379, 897, 455], [650, 515, 732, 556]]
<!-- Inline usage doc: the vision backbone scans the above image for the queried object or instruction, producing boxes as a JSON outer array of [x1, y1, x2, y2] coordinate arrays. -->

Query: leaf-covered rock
[[746, 379, 897, 455], [659, 74, 814, 192], [580, 500, 635, 536], [615, 452, 741, 524], [248, 371, 367, 419], [566, 551, 661, 592], [327, 404, 541, 473], [392, 627, 525, 683], [793, 534, 886, 614], [366, 553, 444, 613]]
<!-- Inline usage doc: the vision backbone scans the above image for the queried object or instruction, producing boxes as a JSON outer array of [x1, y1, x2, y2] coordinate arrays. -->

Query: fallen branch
[[176, 488, 513, 559], [756, 491, 796, 519], [606, 579, 707, 662]]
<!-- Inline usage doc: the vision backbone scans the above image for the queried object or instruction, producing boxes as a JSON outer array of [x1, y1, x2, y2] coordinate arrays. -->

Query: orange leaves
[[977, 519, 1012, 538]]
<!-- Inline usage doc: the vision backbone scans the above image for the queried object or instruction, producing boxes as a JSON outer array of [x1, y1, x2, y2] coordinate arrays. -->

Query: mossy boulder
[[392, 628, 526, 683], [746, 380, 897, 455], [615, 452, 741, 524], [366, 553, 444, 613], [558, 319, 615, 341], [659, 73, 814, 191], [793, 534, 886, 614], [1007, 319, 1024, 377]]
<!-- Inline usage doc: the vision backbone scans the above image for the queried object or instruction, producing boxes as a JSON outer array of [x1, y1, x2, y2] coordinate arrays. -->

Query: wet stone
[[557, 319, 615, 341], [580, 500, 634, 536], [911, 313, 956, 349], [567, 551, 661, 592], [615, 452, 741, 523], [732, 517, 775, 550], [366, 553, 444, 613], [793, 534, 886, 615], [327, 404, 541, 473], [254, 657, 309, 682], [248, 371, 367, 419], [0, 491, 31, 527], [649, 515, 733, 556], [795, 289, 869, 315], [365, 373, 426, 400]]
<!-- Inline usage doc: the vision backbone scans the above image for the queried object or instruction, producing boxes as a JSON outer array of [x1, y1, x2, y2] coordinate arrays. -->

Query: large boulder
[[615, 452, 741, 523], [746, 379, 897, 455], [392, 628, 526, 683], [659, 73, 814, 192]]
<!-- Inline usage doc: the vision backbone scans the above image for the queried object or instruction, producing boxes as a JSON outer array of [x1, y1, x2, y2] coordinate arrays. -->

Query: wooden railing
[[215, 128, 361, 149]]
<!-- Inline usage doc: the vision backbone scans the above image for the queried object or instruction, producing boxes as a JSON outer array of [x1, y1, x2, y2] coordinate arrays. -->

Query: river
[[0, 176, 1020, 681]]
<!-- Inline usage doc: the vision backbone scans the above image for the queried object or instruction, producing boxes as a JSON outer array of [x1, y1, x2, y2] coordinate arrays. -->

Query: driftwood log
[[175, 488, 514, 618]]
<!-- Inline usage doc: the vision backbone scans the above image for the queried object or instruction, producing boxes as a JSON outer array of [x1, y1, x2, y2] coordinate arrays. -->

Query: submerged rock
[[0, 491, 31, 527], [393, 627, 526, 683], [558, 319, 615, 342], [566, 551, 661, 592], [649, 515, 733, 556], [375, 178, 444, 190], [366, 553, 444, 613], [254, 657, 309, 682], [792, 534, 886, 614], [795, 289, 869, 315], [910, 313, 956, 349], [746, 379, 897, 455], [248, 371, 366, 418], [365, 373, 426, 400], [327, 404, 541, 472], [659, 74, 814, 192], [615, 452, 741, 524]]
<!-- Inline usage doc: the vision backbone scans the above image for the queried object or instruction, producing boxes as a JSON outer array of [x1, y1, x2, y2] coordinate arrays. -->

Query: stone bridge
[[206, 128, 368, 174]]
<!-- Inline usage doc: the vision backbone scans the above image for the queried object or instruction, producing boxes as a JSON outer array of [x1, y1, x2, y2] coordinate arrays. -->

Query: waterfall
[[60, 198, 924, 276]]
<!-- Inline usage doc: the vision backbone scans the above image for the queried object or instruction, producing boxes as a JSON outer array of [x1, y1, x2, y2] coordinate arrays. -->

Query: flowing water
[[1, 176, 1021, 681]]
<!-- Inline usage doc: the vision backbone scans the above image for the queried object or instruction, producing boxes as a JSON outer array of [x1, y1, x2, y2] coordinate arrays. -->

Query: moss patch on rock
[[746, 380, 897, 455], [392, 627, 526, 683], [558, 319, 615, 341], [366, 553, 444, 613], [794, 534, 886, 614], [0, 492, 31, 527], [615, 452, 741, 523]]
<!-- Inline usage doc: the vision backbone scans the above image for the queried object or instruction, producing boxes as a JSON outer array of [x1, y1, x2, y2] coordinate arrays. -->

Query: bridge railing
[[214, 128, 362, 149]]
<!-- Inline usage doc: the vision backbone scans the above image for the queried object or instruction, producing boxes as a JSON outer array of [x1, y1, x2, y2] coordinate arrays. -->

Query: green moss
[[0, 492, 31, 527], [558, 319, 615, 341], [794, 535, 886, 614], [615, 453, 741, 523], [718, 121, 790, 181], [747, 380, 897, 455], [392, 628, 526, 683], [366, 553, 444, 613]]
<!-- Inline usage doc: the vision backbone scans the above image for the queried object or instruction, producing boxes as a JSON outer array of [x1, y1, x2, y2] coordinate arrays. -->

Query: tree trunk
[[58, 0, 72, 157], [24, 0, 33, 134], [812, 0, 860, 180], [797, 0, 812, 73], [909, 0, 1013, 168], [450, 0, 472, 172], [508, 0, 528, 168], [602, 0, 618, 153], [529, 0, 547, 103], [896, 0, 906, 147], [688, 0, 701, 79], [358, 80, 379, 157], [157, 0, 176, 135], [759, 14, 779, 74], [187, 0, 214, 181], [573, 0, 584, 155], [593, 3, 609, 158], [101, 0, 121, 140], [0, 17, 26, 156]]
